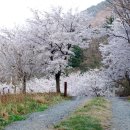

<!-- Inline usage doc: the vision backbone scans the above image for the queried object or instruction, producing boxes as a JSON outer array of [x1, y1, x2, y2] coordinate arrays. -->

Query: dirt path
[[4, 96, 88, 130], [111, 97, 130, 130]]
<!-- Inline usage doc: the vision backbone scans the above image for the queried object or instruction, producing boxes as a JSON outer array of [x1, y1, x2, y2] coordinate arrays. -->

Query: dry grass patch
[[0, 92, 68, 130], [127, 96, 130, 100]]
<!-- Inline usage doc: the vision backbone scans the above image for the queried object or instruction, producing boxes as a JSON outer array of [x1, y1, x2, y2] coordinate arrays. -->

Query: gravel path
[[111, 97, 130, 130], [5, 96, 88, 130]]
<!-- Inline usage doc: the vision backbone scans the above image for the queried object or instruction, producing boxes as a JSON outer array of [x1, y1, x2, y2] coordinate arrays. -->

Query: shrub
[[68, 45, 84, 68]]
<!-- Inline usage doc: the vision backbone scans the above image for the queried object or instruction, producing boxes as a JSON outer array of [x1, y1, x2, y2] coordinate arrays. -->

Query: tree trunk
[[14, 86, 16, 94], [22, 73, 26, 94], [55, 71, 61, 93], [124, 71, 130, 96]]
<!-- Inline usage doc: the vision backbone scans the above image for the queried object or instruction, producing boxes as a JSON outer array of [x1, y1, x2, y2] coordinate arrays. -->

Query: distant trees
[[62, 70, 110, 96], [103, 16, 114, 29]]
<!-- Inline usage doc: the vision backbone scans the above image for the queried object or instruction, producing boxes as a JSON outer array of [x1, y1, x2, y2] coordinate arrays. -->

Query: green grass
[[0, 110, 27, 129], [54, 97, 111, 130], [55, 115, 103, 130], [77, 97, 107, 113], [0, 93, 67, 130]]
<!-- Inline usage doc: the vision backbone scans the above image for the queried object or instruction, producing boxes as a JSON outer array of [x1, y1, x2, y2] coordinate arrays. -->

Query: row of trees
[[0, 8, 93, 93]]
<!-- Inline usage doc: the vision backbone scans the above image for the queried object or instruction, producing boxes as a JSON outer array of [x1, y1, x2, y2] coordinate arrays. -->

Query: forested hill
[[82, 0, 112, 27], [72, 0, 111, 72]]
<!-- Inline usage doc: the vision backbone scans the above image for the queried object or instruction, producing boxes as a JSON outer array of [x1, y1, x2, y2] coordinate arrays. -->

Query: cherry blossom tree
[[100, 0, 130, 95], [26, 8, 92, 93], [100, 20, 130, 86], [0, 28, 47, 93], [107, 0, 130, 43]]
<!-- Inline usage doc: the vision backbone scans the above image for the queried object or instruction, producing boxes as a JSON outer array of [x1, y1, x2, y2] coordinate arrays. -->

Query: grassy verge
[[54, 97, 111, 130], [0, 92, 68, 130], [127, 96, 130, 101]]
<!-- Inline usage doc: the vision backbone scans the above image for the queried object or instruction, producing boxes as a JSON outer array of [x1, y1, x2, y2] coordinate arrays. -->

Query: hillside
[[82, 0, 112, 27], [76, 1, 111, 72]]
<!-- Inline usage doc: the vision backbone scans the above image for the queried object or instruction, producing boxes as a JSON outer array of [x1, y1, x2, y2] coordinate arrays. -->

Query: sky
[[0, 0, 104, 28]]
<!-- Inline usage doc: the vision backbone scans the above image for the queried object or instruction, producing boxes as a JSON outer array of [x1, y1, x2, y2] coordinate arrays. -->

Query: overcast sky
[[0, 0, 104, 28]]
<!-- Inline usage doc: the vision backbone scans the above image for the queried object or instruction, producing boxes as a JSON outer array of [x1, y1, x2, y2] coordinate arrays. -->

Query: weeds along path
[[111, 97, 130, 130], [4, 96, 88, 130]]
